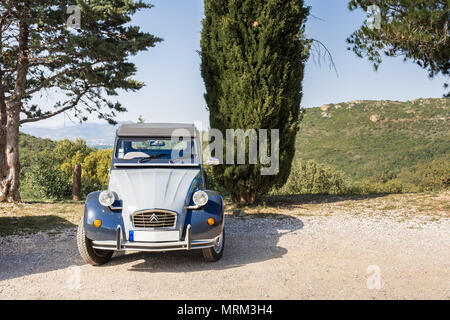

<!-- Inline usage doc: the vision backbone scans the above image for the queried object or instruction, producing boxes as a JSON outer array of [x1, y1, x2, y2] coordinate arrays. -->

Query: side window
[[116, 140, 124, 159]]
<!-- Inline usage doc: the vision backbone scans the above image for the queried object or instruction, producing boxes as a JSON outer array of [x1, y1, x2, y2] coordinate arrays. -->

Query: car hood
[[109, 168, 200, 216]]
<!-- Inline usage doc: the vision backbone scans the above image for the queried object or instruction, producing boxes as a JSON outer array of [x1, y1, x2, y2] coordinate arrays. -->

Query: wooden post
[[73, 164, 81, 201]]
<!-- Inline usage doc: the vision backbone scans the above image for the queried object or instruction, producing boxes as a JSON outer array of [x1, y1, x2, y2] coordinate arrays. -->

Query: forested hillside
[[293, 98, 449, 192]]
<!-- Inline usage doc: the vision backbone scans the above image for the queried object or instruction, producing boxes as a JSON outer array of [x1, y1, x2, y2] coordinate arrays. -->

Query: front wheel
[[77, 218, 113, 266], [202, 229, 225, 262]]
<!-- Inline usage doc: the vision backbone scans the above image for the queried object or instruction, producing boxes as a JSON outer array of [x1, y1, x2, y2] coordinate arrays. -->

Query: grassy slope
[[296, 98, 449, 181]]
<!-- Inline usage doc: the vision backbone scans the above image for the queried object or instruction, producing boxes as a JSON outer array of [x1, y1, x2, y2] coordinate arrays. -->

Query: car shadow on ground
[[0, 213, 302, 280], [0, 215, 76, 237], [108, 213, 304, 273]]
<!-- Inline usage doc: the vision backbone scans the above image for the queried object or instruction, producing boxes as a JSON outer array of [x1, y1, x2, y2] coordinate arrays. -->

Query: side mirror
[[206, 157, 220, 166]]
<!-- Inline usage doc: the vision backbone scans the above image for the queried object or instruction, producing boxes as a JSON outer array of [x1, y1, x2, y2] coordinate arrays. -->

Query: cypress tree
[[201, 0, 310, 204]]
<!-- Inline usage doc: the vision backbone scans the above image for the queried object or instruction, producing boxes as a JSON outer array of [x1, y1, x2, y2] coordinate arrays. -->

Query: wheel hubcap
[[93, 248, 110, 257]]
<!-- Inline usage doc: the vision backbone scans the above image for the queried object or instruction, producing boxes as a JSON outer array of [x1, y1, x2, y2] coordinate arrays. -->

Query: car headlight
[[192, 190, 208, 207], [99, 190, 115, 207]]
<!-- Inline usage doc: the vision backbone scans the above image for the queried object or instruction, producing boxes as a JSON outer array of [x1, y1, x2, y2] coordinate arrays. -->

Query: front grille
[[132, 210, 177, 228]]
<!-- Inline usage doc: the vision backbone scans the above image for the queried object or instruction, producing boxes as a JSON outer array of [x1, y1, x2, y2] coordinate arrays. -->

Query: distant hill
[[296, 98, 449, 181], [20, 121, 133, 148]]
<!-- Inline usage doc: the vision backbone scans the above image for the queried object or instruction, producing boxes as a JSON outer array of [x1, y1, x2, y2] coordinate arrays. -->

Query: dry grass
[[0, 201, 84, 236], [225, 191, 450, 221]]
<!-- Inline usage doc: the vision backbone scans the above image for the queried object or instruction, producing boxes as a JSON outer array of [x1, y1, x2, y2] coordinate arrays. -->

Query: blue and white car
[[77, 123, 224, 266]]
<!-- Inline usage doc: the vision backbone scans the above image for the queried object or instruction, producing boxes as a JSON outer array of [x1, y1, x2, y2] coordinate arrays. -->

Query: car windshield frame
[[114, 136, 198, 164]]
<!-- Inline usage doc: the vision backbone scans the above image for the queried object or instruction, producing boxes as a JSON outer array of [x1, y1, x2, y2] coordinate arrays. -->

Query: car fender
[[185, 190, 224, 240], [83, 191, 126, 241]]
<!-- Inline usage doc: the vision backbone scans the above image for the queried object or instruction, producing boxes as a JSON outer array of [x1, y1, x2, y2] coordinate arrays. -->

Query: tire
[[77, 218, 113, 266], [202, 229, 225, 262]]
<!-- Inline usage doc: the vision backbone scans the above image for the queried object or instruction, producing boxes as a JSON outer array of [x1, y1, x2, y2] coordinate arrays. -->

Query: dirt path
[[1, 205, 449, 299]]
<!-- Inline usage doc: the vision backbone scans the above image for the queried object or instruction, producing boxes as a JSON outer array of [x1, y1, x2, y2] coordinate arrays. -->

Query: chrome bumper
[[91, 224, 217, 252]]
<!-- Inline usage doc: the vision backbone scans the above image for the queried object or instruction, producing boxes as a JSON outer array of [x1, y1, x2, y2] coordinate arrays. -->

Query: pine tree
[[347, 0, 449, 96], [0, 1, 161, 202], [201, 0, 310, 204]]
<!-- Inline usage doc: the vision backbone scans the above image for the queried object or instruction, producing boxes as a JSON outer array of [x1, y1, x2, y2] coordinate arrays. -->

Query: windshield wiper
[[138, 153, 168, 163]]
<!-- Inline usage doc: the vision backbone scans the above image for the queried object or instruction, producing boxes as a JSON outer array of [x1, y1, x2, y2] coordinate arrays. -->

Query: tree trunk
[[0, 92, 7, 182], [0, 104, 21, 202], [232, 189, 256, 206], [73, 164, 82, 201], [0, 31, 7, 192], [0, 18, 29, 203]]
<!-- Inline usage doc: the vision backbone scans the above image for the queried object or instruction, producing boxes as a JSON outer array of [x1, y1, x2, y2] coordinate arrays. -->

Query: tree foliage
[[347, 0, 450, 95], [25, 152, 73, 200], [80, 148, 112, 189], [1, 0, 161, 124], [200, 0, 310, 204], [21, 138, 112, 200], [0, 0, 161, 202]]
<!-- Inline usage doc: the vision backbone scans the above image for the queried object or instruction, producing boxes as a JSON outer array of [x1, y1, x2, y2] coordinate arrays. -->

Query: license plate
[[129, 230, 180, 242]]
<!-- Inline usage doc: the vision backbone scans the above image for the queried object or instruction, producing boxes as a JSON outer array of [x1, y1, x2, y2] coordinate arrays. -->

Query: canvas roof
[[117, 123, 198, 137]]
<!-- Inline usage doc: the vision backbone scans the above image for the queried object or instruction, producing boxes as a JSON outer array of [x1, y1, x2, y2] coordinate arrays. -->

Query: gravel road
[[0, 210, 449, 299]]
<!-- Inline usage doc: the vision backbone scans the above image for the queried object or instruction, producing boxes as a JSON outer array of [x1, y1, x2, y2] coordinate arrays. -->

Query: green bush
[[22, 152, 72, 200], [204, 165, 228, 196], [274, 159, 352, 195], [21, 139, 113, 201], [352, 178, 414, 194], [352, 157, 449, 194], [398, 157, 449, 192]]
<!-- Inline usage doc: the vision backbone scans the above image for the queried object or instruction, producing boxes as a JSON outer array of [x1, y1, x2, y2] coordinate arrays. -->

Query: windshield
[[115, 137, 196, 163]]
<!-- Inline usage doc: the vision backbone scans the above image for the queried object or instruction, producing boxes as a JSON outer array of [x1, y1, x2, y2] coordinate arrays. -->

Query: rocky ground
[[0, 192, 448, 299]]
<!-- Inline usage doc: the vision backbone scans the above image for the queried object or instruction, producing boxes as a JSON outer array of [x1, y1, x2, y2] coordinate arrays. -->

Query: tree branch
[[310, 39, 339, 77], [20, 86, 89, 124]]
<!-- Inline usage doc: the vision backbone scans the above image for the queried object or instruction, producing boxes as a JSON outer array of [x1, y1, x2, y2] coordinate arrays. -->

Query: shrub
[[274, 159, 352, 195], [204, 165, 228, 196], [352, 178, 414, 194], [22, 139, 113, 201], [23, 152, 72, 200], [398, 157, 449, 192]]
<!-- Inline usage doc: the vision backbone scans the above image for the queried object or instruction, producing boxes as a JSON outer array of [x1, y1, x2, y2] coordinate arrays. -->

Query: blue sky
[[24, 0, 448, 129]]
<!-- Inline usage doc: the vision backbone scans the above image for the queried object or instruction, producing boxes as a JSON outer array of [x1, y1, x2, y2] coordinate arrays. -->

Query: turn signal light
[[207, 218, 215, 226], [93, 219, 102, 228]]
